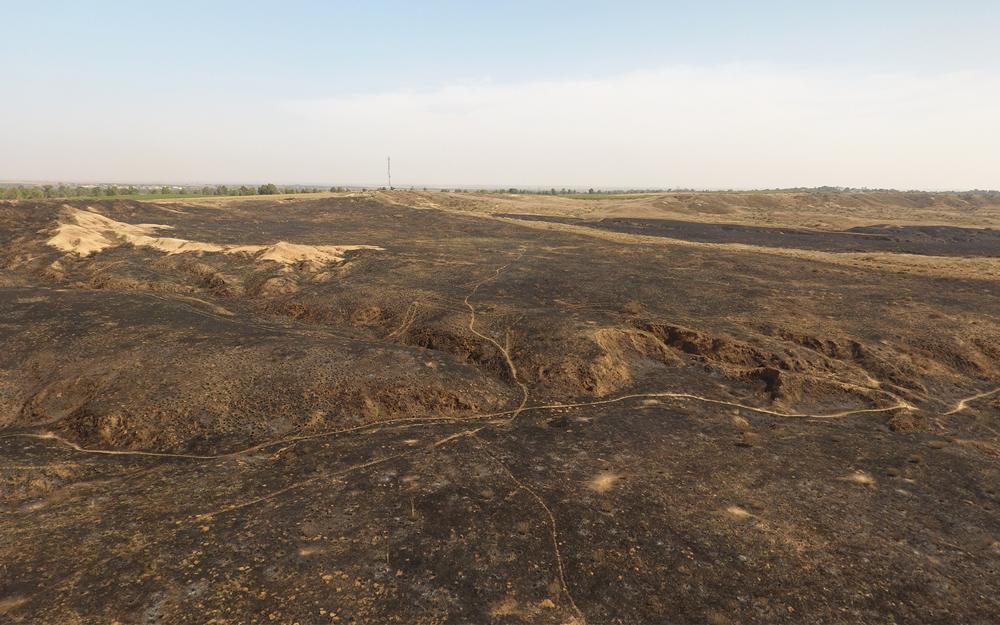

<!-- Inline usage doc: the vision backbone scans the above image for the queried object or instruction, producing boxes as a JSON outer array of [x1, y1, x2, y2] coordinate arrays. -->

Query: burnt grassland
[[0, 192, 998, 624]]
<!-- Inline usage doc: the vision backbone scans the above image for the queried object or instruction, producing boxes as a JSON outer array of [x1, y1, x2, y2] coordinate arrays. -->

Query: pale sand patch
[[488, 596, 521, 618], [173, 294, 235, 316], [725, 505, 752, 519], [48, 206, 382, 266], [252, 240, 380, 265], [844, 470, 876, 486], [0, 596, 28, 614], [587, 471, 621, 493], [48, 222, 120, 255], [298, 545, 325, 557], [731, 414, 752, 429]]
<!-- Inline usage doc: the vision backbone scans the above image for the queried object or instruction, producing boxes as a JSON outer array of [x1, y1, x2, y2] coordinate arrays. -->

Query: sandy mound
[[48, 206, 381, 265], [245, 240, 380, 265]]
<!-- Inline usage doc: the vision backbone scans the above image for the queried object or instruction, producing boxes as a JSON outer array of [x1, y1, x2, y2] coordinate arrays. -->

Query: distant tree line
[[444, 186, 1000, 197], [4, 183, 999, 201], [0, 183, 342, 201]]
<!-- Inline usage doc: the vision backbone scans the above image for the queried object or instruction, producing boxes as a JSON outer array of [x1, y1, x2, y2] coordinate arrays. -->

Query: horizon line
[[2, 180, 999, 194]]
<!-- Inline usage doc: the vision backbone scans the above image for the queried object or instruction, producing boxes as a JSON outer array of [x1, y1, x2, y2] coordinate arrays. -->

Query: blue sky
[[3, 1, 1000, 188]]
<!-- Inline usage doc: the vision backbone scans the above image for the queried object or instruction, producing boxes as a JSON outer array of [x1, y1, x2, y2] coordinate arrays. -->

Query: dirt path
[[476, 437, 586, 624], [944, 387, 1000, 415], [2, 389, 910, 463], [191, 427, 485, 521], [511, 391, 911, 420], [462, 249, 530, 421]]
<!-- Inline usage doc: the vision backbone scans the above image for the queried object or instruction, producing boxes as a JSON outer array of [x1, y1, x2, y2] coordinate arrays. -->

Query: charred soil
[[0, 192, 998, 624]]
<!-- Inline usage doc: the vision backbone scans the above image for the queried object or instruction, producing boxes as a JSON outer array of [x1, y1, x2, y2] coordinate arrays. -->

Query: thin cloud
[[282, 64, 1000, 189], [3, 65, 997, 188]]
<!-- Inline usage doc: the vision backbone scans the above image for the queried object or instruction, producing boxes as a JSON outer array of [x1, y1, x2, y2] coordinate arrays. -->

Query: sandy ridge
[[48, 206, 382, 265]]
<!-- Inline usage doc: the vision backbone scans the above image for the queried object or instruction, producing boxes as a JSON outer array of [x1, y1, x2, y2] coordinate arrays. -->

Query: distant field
[[555, 192, 655, 200]]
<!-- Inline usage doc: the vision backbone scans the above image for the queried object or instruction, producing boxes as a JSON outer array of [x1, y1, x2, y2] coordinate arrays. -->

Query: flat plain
[[1, 190, 998, 624]]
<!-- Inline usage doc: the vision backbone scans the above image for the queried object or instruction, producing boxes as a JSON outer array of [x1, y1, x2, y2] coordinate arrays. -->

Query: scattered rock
[[620, 300, 645, 315]]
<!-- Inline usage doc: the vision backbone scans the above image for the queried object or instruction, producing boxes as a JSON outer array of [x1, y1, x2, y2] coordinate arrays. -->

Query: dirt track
[[1, 191, 998, 624]]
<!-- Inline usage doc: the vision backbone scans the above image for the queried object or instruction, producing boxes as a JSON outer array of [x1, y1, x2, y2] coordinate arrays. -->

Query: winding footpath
[[462, 249, 531, 421], [944, 386, 1000, 415]]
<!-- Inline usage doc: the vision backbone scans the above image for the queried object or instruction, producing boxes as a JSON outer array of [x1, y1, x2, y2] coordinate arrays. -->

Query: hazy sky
[[3, 1, 1000, 189]]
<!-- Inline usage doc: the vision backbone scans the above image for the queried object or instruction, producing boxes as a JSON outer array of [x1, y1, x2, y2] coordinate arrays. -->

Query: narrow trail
[[475, 438, 586, 625], [387, 302, 419, 338], [694, 362, 916, 412], [191, 427, 484, 521], [22, 428, 488, 604], [462, 249, 530, 421], [510, 391, 913, 420], [1, 389, 911, 462], [139, 290, 363, 345], [944, 387, 1000, 415], [2, 432, 226, 460], [1, 416, 488, 462]]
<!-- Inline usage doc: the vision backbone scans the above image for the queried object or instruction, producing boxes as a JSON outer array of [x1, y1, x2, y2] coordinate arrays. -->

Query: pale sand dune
[[48, 206, 382, 265]]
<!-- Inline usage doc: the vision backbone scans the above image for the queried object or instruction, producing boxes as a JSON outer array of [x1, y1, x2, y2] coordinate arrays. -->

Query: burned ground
[[1, 192, 998, 624], [496, 214, 1000, 257]]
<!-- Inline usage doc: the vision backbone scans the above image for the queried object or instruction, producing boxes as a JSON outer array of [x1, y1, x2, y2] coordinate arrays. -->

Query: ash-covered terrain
[[1, 191, 998, 624]]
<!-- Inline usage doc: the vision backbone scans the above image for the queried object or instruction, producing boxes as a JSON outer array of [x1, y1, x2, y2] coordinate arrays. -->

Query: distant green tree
[[258, 183, 279, 195]]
